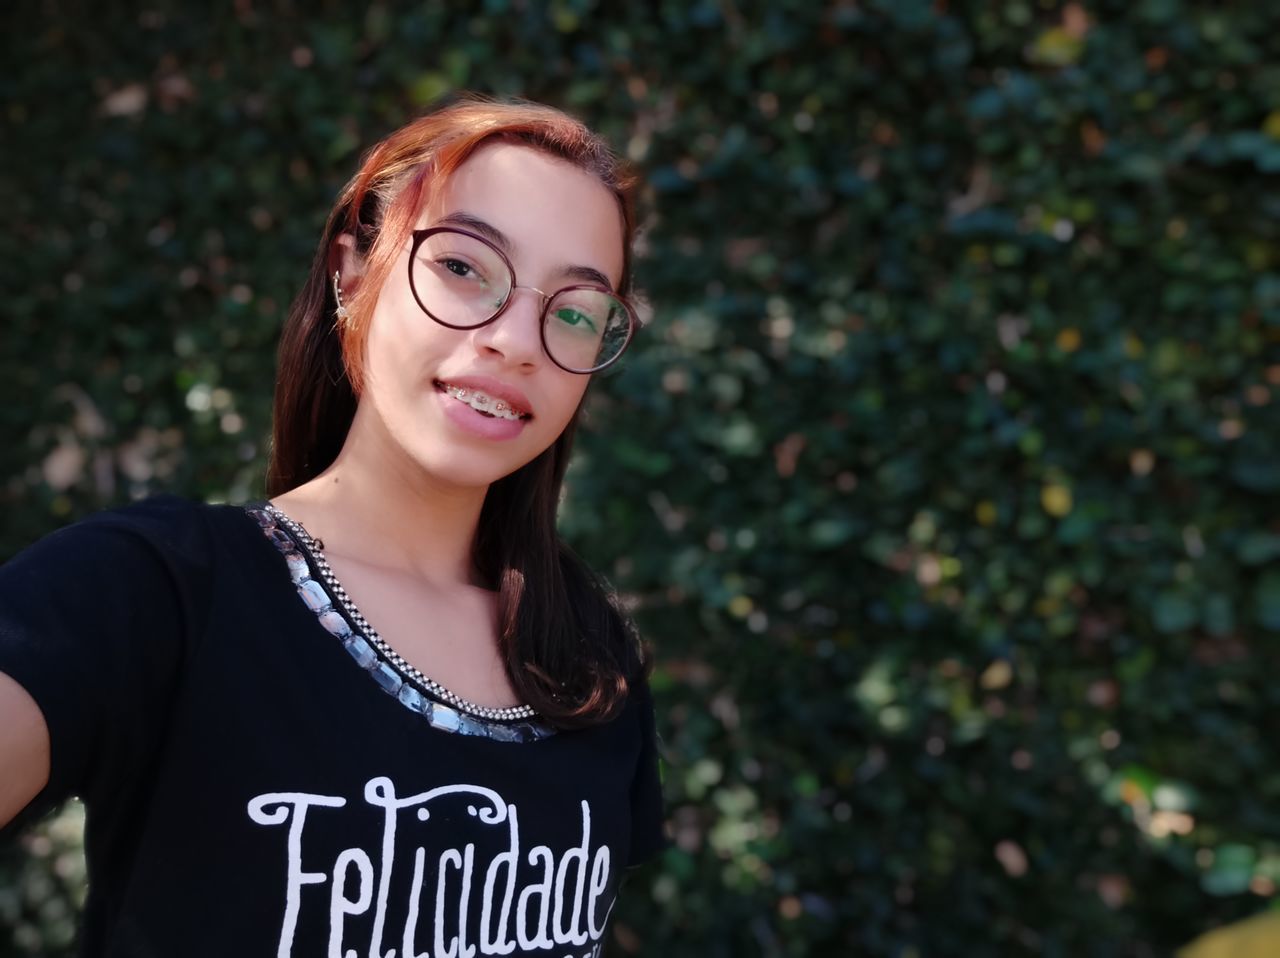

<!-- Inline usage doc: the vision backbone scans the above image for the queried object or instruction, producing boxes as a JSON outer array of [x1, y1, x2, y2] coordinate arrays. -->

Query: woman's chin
[[398, 444, 540, 491]]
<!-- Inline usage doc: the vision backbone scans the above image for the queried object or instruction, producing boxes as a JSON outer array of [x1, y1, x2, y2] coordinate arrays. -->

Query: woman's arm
[[0, 670, 51, 828], [0, 496, 212, 832]]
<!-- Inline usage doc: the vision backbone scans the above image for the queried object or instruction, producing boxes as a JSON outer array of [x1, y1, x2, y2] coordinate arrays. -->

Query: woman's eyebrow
[[437, 211, 512, 252], [562, 264, 614, 290], [435, 210, 616, 291]]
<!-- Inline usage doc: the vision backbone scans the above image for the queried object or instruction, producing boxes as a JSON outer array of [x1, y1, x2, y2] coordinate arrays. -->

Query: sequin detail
[[245, 504, 554, 742]]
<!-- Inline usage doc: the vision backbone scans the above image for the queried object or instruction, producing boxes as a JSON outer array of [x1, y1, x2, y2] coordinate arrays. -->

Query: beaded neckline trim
[[245, 503, 554, 743]]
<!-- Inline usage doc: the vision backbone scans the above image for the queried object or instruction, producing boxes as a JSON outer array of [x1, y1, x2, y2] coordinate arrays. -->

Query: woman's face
[[350, 142, 626, 490]]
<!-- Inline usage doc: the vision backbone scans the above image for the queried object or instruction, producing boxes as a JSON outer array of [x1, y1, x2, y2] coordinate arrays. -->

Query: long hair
[[266, 96, 648, 727]]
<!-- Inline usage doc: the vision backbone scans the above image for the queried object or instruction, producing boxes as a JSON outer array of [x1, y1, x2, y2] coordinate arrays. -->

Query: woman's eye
[[442, 258, 477, 279], [553, 308, 598, 333]]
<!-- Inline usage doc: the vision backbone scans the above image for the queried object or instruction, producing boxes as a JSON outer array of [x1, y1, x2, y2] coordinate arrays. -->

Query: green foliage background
[[3, 2, 1279, 955]]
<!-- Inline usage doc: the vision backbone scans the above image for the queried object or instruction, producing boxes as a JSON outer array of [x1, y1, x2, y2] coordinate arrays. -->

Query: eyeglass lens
[[410, 229, 632, 372]]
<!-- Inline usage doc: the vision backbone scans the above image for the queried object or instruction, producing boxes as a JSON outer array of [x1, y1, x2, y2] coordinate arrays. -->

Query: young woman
[[0, 96, 664, 956]]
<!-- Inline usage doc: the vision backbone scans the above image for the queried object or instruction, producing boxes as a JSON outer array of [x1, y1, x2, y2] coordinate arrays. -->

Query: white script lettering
[[248, 780, 620, 956]]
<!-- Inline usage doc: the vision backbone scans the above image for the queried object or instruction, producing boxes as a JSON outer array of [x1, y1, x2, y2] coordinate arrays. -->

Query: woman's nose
[[471, 286, 546, 366]]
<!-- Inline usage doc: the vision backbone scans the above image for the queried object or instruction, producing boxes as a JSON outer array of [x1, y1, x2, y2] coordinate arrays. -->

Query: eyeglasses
[[406, 226, 638, 374]]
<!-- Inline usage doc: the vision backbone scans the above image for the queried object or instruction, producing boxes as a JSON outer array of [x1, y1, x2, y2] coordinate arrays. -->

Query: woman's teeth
[[441, 384, 526, 421]]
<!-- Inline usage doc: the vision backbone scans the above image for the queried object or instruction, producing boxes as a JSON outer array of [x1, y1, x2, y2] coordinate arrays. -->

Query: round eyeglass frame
[[406, 226, 639, 375]]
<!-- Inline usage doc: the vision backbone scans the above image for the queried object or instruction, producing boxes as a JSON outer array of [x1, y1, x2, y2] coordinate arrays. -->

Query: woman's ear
[[329, 232, 366, 296]]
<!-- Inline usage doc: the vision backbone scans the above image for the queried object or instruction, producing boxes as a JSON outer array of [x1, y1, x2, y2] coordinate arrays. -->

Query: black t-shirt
[[0, 496, 664, 957]]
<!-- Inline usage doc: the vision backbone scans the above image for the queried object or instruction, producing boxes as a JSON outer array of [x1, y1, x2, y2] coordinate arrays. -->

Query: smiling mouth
[[434, 381, 532, 421]]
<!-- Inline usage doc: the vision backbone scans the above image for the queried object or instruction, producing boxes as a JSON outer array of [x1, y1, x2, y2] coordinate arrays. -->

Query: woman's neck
[[271, 414, 489, 589]]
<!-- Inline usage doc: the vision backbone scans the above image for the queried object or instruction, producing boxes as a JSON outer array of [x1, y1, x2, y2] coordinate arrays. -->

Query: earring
[[333, 270, 350, 325]]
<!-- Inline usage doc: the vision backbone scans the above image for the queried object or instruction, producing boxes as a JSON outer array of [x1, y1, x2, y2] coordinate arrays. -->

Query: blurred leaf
[[1154, 590, 1198, 634], [1201, 845, 1257, 897], [1253, 571, 1280, 631]]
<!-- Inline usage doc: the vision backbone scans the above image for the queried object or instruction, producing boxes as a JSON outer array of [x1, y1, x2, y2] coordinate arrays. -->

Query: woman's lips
[[433, 376, 533, 419], [435, 382, 528, 421], [434, 382, 530, 441]]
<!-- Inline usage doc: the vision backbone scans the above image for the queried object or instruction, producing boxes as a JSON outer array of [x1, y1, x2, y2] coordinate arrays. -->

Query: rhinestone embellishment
[[246, 504, 553, 742]]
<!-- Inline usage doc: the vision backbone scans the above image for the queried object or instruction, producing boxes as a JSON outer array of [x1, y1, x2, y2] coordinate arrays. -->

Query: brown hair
[[266, 95, 648, 727]]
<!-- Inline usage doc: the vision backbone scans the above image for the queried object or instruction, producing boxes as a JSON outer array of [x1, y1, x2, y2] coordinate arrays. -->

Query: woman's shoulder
[[6, 494, 255, 576], [73, 492, 226, 531]]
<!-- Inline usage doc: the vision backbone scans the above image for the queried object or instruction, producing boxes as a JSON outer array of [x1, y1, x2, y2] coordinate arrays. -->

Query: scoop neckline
[[240, 500, 554, 743]]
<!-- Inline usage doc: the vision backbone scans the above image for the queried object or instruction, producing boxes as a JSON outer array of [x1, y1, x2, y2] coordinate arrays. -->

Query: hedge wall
[[3, 2, 1278, 955]]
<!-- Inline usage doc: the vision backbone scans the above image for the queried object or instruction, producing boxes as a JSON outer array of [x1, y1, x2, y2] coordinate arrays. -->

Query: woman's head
[[268, 96, 641, 495], [332, 100, 640, 393], [347, 139, 634, 491]]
